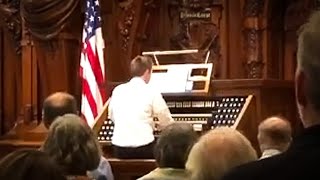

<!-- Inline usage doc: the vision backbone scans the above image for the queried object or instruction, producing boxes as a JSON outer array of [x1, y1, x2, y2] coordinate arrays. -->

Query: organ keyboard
[[96, 95, 253, 142]]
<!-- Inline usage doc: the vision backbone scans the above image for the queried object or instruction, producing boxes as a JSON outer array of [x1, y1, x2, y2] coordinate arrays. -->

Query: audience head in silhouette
[[41, 114, 101, 176], [138, 123, 197, 180], [154, 123, 198, 169], [186, 127, 257, 180], [258, 116, 292, 159], [0, 149, 66, 180], [296, 11, 320, 128], [43, 92, 77, 129]]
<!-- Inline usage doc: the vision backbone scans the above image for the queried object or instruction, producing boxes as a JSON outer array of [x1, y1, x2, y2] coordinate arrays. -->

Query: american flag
[[80, 0, 107, 127]]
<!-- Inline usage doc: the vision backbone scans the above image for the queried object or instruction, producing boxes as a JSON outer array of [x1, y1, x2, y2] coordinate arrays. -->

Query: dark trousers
[[112, 141, 155, 159]]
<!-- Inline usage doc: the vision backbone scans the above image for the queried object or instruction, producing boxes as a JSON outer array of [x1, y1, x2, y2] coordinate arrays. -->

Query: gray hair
[[41, 114, 101, 175], [186, 127, 257, 180], [297, 11, 320, 110], [154, 123, 198, 169]]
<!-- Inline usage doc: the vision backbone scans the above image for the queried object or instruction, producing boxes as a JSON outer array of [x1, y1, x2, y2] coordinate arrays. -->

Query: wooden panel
[[227, 0, 243, 78], [283, 0, 316, 80], [108, 159, 156, 180], [2, 30, 21, 134], [0, 28, 2, 134]]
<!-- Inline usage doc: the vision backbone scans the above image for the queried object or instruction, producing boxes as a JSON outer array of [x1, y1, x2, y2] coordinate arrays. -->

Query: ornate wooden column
[[0, 0, 37, 139], [242, 0, 265, 78], [20, 22, 43, 141], [115, 0, 145, 81]]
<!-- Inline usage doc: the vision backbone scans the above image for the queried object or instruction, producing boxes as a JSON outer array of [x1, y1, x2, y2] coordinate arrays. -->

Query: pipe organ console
[[96, 94, 253, 142], [95, 63, 255, 143]]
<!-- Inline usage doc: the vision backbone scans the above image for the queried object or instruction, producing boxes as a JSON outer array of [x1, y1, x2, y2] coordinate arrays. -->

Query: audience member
[[43, 92, 77, 129], [41, 114, 102, 178], [0, 149, 66, 180], [222, 11, 320, 180], [109, 55, 173, 159], [186, 127, 257, 180], [43, 92, 114, 180], [138, 123, 198, 180], [258, 116, 292, 159]]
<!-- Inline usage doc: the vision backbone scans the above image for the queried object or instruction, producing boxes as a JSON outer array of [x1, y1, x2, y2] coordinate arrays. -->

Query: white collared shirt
[[259, 149, 282, 159], [109, 77, 174, 147]]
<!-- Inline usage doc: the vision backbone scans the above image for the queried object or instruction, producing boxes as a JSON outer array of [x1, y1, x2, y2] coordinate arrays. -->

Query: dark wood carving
[[244, 0, 265, 17], [283, 0, 316, 80], [0, 28, 2, 133], [243, 0, 265, 78], [118, 1, 135, 51], [0, 0, 21, 54], [167, 0, 222, 78], [243, 29, 264, 78]]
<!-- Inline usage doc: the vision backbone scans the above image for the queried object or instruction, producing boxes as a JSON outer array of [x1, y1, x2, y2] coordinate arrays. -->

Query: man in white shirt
[[257, 116, 292, 159], [109, 55, 174, 159]]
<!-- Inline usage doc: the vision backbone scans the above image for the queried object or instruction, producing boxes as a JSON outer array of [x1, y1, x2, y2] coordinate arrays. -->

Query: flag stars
[[84, 0, 102, 40], [87, 26, 93, 33], [90, 16, 94, 22]]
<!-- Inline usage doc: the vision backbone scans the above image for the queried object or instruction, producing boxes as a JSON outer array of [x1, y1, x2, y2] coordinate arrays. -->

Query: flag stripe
[[81, 76, 98, 118], [81, 54, 103, 110], [85, 40, 104, 85], [81, 95, 95, 125], [80, 0, 107, 128], [85, 41, 107, 102]]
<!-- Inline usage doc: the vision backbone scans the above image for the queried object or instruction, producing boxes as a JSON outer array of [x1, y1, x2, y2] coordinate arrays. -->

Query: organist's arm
[[152, 92, 174, 130]]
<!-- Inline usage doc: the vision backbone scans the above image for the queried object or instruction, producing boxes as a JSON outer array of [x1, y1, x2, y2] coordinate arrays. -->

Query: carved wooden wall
[[0, 31, 22, 133], [101, 0, 318, 81], [283, 0, 318, 80], [0, 0, 319, 135], [0, 28, 2, 133]]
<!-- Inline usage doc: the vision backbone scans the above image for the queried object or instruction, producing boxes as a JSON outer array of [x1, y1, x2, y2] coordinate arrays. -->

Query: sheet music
[[149, 72, 168, 93], [149, 66, 190, 93]]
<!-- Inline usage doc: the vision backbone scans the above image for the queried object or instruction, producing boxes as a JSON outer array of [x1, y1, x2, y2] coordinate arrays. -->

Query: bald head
[[258, 116, 292, 152], [43, 92, 77, 129]]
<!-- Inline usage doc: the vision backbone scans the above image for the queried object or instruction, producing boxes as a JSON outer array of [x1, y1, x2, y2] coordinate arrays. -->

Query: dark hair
[[43, 92, 77, 128], [41, 114, 101, 176], [297, 11, 320, 110], [0, 149, 66, 180], [130, 56, 153, 77], [154, 123, 198, 169]]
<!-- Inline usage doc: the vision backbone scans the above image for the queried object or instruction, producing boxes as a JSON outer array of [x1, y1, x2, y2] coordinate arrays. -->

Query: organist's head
[[130, 55, 153, 83], [43, 92, 78, 129]]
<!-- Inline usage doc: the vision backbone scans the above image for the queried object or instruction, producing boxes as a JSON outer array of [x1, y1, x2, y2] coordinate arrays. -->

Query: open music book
[[149, 63, 212, 95]]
